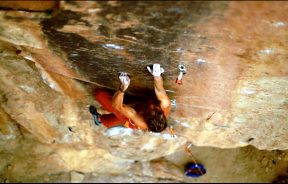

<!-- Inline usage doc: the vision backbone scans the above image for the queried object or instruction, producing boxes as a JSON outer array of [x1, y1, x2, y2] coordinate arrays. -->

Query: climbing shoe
[[89, 105, 102, 126]]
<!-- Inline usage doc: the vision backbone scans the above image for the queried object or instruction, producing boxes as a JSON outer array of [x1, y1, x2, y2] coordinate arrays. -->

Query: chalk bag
[[184, 163, 206, 178]]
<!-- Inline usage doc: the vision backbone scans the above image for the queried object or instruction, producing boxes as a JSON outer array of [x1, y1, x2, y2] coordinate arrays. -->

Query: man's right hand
[[147, 63, 164, 77], [118, 72, 130, 92]]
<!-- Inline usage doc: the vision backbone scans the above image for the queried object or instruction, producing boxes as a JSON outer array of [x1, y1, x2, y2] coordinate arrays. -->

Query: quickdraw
[[169, 125, 176, 137], [176, 64, 186, 84]]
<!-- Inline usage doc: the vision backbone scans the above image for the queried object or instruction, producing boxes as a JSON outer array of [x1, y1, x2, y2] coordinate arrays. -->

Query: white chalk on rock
[[104, 126, 133, 137]]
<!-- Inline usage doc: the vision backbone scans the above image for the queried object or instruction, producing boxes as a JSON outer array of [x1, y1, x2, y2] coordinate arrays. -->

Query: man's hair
[[145, 106, 167, 132]]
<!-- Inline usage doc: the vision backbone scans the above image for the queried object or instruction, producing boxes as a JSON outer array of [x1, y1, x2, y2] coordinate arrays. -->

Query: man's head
[[145, 104, 167, 132]]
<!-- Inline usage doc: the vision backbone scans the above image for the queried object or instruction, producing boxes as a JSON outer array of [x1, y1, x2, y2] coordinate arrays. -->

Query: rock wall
[[0, 1, 287, 182]]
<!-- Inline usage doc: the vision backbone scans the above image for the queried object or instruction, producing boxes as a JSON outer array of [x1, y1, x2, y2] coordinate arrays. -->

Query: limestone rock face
[[0, 14, 186, 181], [172, 2, 288, 150], [103, 127, 187, 160], [0, 1, 287, 182], [0, 1, 58, 12]]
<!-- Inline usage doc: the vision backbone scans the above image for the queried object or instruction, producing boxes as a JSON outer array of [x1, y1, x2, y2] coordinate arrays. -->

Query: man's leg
[[100, 114, 124, 128], [95, 89, 128, 127]]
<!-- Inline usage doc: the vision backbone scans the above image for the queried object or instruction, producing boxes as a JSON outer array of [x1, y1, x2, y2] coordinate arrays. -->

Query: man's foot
[[89, 105, 102, 126], [89, 105, 98, 115]]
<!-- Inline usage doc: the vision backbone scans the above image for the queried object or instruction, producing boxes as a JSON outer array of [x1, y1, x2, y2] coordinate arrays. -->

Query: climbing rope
[[184, 143, 206, 176], [168, 121, 210, 180], [167, 122, 210, 181]]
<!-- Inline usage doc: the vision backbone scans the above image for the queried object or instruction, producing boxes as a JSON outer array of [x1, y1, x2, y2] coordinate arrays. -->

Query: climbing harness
[[176, 64, 186, 84], [124, 118, 141, 130]]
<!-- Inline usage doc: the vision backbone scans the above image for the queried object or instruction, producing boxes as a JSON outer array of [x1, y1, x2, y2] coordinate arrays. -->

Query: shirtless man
[[90, 64, 171, 132]]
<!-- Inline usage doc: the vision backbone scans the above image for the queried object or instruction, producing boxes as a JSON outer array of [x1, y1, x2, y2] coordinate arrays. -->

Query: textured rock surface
[[0, 1, 287, 183], [35, 1, 288, 150], [0, 1, 59, 12]]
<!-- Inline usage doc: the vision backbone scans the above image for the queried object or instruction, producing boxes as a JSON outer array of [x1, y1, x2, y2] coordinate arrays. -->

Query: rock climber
[[89, 63, 171, 132]]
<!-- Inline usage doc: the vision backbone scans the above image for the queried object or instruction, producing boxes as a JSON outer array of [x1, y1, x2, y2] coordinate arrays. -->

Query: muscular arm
[[112, 90, 148, 130], [153, 76, 171, 117]]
